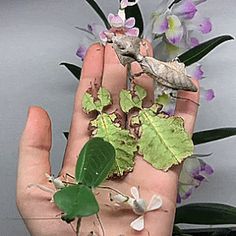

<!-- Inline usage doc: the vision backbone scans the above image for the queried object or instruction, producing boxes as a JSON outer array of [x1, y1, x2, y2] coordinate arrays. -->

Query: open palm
[[17, 42, 199, 236]]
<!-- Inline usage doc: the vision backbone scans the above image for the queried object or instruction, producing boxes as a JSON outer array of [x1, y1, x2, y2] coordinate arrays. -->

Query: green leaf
[[85, 0, 111, 29], [60, 62, 81, 80], [54, 184, 99, 220], [193, 128, 236, 145], [137, 110, 194, 170], [168, 0, 183, 9], [82, 87, 112, 113], [120, 85, 147, 113], [123, 3, 144, 37], [91, 113, 137, 177], [210, 229, 232, 236], [75, 137, 115, 187], [175, 203, 236, 224], [178, 35, 234, 66]]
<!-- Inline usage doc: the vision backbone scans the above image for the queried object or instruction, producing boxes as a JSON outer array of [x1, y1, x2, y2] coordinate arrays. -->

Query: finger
[[131, 40, 154, 107], [61, 43, 105, 174], [175, 80, 200, 135], [17, 106, 52, 200], [172, 79, 200, 174], [101, 44, 127, 126]]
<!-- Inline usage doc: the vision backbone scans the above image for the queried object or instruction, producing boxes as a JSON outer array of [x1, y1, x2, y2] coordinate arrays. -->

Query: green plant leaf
[[91, 113, 137, 177], [75, 137, 115, 187], [193, 128, 236, 145], [175, 203, 236, 224], [60, 62, 81, 80], [210, 229, 232, 236], [120, 85, 147, 113], [54, 184, 99, 221], [136, 109, 194, 170], [123, 3, 144, 37], [82, 87, 112, 113], [85, 0, 111, 29], [178, 35, 234, 66]]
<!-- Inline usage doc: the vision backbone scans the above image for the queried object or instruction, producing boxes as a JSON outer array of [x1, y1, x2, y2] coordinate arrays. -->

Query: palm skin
[[17, 42, 199, 236]]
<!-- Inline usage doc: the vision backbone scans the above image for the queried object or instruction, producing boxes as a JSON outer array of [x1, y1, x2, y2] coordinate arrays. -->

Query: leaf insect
[[106, 34, 198, 95]]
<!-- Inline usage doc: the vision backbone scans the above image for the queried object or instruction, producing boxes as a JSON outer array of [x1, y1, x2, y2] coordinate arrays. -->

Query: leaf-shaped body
[[91, 113, 137, 177], [75, 137, 115, 187], [136, 109, 194, 170], [120, 85, 147, 113], [111, 35, 141, 66], [140, 57, 197, 92], [82, 87, 111, 113], [54, 184, 99, 221]]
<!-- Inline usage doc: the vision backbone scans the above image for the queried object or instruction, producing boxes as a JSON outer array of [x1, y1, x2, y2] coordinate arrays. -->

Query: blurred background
[[0, 0, 235, 235]]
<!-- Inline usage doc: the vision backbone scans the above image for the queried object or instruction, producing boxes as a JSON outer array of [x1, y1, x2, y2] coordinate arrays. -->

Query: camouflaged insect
[[107, 34, 198, 94]]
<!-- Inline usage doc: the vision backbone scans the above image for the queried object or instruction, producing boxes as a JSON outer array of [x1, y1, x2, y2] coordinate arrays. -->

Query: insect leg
[[170, 92, 200, 106]]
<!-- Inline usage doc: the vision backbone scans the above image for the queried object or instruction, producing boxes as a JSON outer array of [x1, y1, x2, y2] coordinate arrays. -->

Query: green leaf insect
[[54, 138, 115, 222], [121, 85, 194, 171], [82, 87, 111, 113], [137, 111, 194, 170], [82, 87, 137, 177]]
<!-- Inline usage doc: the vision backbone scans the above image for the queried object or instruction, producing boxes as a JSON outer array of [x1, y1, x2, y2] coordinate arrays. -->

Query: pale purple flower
[[172, 0, 197, 20], [178, 157, 214, 203], [200, 87, 215, 101], [185, 13, 212, 34], [188, 63, 204, 80], [76, 45, 87, 61], [166, 15, 184, 45], [99, 13, 139, 42], [151, 0, 211, 48]]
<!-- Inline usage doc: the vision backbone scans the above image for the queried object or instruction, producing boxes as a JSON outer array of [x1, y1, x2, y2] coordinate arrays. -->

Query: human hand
[[17, 42, 199, 236]]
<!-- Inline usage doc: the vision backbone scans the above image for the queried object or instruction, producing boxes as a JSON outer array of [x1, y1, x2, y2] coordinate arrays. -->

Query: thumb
[[17, 106, 52, 204]]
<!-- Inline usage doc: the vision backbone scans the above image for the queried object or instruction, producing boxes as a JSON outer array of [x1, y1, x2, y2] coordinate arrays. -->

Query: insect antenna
[[170, 93, 200, 106]]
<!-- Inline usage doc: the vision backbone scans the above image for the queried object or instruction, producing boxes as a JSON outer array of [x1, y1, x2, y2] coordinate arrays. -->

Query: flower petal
[[152, 13, 168, 35], [172, 0, 197, 19], [76, 45, 87, 60], [109, 14, 124, 28], [198, 17, 212, 34], [200, 87, 215, 101], [120, 0, 140, 9], [130, 215, 144, 231], [131, 186, 140, 200], [166, 15, 184, 45], [125, 17, 136, 28], [188, 63, 204, 80], [190, 36, 200, 47], [147, 195, 162, 211], [126, 27, 140, 37]]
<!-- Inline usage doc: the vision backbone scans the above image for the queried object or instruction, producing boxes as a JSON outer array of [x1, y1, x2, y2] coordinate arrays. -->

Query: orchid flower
[[99, 13, 139, 42], [110, 186, 162, 231], [120, 0, 140, 9], [178, 157, 214, 203], [151, 0, 211, 51]]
